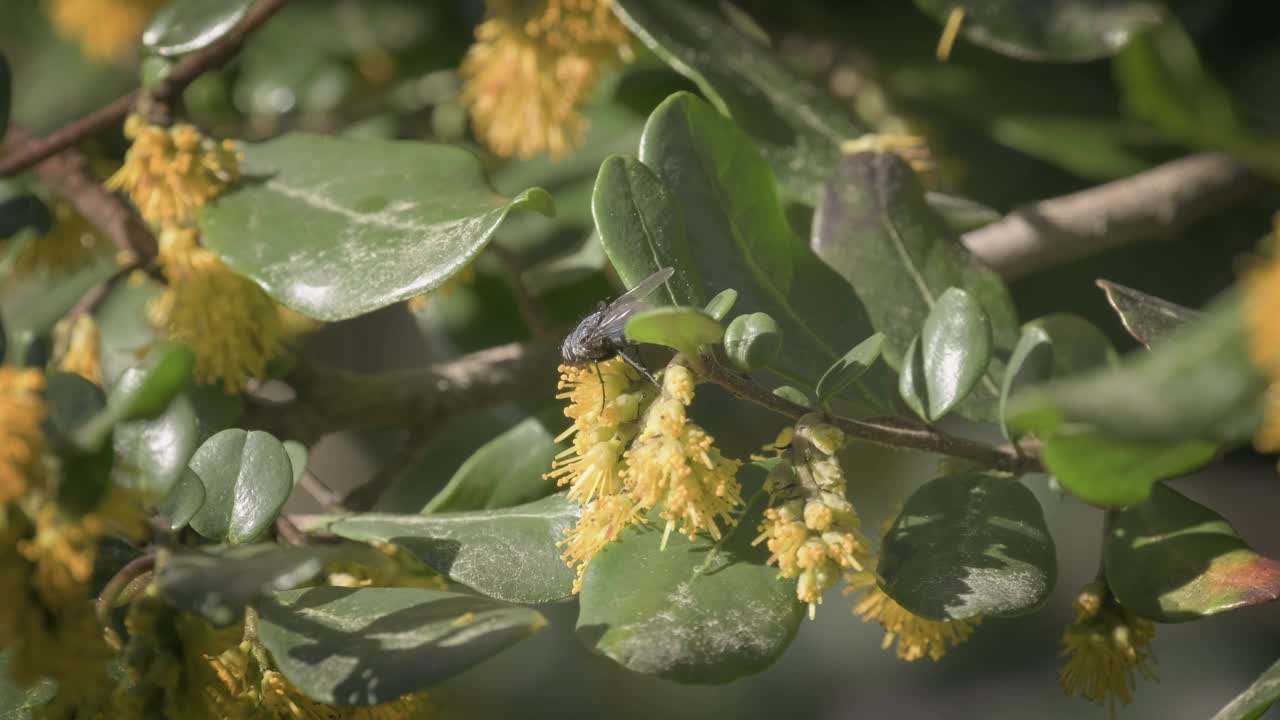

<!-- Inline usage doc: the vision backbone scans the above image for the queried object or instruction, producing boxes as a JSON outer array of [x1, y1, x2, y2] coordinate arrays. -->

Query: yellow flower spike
[[560, 492, 645, 592], [623, 365, 743, 544], [756, 414, 869, 617], [1058, 585, 1157, 707], [107, 115, 241, 229], [1244, 237, 1280, 451], [42, 0, 164, 59], [13, 202, 102, 276], [55, 313, 104, 386], [461, 0, 632, 158], [845, 570, 979, 661], [0, 368, 47, 507], [149, 248, 287, 392]]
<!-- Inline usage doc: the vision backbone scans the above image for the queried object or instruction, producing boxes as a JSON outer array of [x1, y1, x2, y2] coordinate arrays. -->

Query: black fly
[[561, 267, 674, 396]]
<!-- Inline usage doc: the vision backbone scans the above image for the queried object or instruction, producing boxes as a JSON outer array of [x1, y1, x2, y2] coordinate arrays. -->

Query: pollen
[[107, 115, 241, 230], [560, 493, 645, 592], [461, 0, 632, 158]]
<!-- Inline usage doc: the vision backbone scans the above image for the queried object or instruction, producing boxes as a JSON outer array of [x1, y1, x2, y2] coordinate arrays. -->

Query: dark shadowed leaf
[[878, 472, 1055, 620], [626, 306, 724, 359], [1098, 279, 1201, 348], [612, 0, 869, 202], [188, 429, 295, 543], [143, 0, 254, 56], [813, 151, 1017, 420], [914, 0, 1164, 62], [201, 133, 553, 321], [1211, 658, 1280, 720], [257, 587, 545, 705], [1105, 485, 1280, 622], [921, 287, 992, 420], [323, 494, 579, 604], [0, 649, 55, 720], [592, 155, 704, 306], [157, 544, 338, 626], [577, 462, 804, 684], [422, 415, 563, 513]]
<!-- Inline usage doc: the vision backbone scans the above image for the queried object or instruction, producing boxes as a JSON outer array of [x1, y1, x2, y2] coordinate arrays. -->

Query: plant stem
[[698, 353, 1040, 474], [95, 553, 156, 628]]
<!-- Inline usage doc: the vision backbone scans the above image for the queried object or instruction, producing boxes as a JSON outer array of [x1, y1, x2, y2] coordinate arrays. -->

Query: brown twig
[[244, 339, 561, 445], [95, 553, 156, 628], [0, 0, 289, 177], [963, 153, 1260, 279], [699, 353, 1040, 474]]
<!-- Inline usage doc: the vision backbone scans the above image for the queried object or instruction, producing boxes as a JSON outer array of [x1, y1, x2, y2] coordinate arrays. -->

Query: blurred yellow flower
[[1059, 583, 1157, 707], [55, 313, 104, 386], [107, 115, 241, 230], [461, 0, 631, 158], [43, 0, 164, 59], [845, 570, 979, 661], [1245, 227, 1280, 451], [13, 202, 102, 276], [0, 368, 47, 507]]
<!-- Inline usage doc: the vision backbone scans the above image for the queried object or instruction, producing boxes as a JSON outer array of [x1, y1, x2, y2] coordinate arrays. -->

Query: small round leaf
[[723, 312, 782, 372], [188, 429, 294, 543]]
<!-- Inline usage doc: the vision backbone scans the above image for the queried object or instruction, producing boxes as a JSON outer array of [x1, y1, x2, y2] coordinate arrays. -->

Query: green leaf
[[0, 649, 56, 720], [422, 415, 563, 513], [723, 312, 782, 372], [1000, 314, 1115, 438], [1042, 430, 1216, 507], [257, 587, 545, 705], [591, 155, 705, 306], [1211, 658, 1280, 720], [323, 494, 579, 604], [771, 385, 812, 409], [108, 342, 195, 420], [158, 467, 206, 530], [816, 333, 885, 404], [989, 116, 1151, 180], [1009, 292, 1264, 444], [1105, 485, 1280, 622], [1, 256, 115, 366], [921, 287, 992, 420], [94, 277, 166, 387], [577, 462, 804, 683], [898, 336, 928, 421], [1097, 279, 1200, 348], [0, 52, 10, 140], [925, 191, 1001, 233], [42, 371, 105, 453], [914, 0, 1165, 62], [143, 0, 254, 57], [999, 326, 1054, 438], [112, 377, 242, 499], [157, 544, 337, 626], [284, 440, 307, 486], [188, 429, 295, 543], [612, 0, 870, 202], [703, 288, 738, 322], [625, 306, 724, 360], [201, 133, 554, 321], [813, 151, 1017, 420], [878, 472, 1056, 620], [638, 93, 888, 409]]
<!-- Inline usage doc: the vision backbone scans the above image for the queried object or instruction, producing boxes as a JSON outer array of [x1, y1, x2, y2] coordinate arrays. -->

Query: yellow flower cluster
[[845, 570, 980, 662], [0, 368, 47, 507], [754, 415, 868, 618], [42, 0, 164, 59], [1245, 224, 1280, 451], [54, 313, 104, 385], [1058, 582, 1157, 707], [461, 0, 631, 158], [12, 202, 102, 277], [549, 359, 742, 590]]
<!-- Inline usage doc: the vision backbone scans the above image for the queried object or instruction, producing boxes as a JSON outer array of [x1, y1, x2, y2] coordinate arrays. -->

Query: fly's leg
[[594, 362, 606, 410], [619, 347, 659, 388]]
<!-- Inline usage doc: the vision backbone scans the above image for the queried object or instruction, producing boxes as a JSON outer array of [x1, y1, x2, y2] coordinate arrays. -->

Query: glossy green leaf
[[143, 0, 253, 56], [0, 649, 55, 720], [201, 133, 553, 321], [94, 277, 167, 387], [1042, 430, 1216, 507], [625, 306, 724, 359], [999, 326, 1054, 439], [157, 544, 337, 626], [722, 312, 781, 372], [323, 494, 579, 604], [257, 587, 545, 705], [813, 151, 1017, 420], [915, 0, 1165, 62], [112, 377, 242, 500], [591, 155, 704, 306], [577, 463, 803, 683], [878, 472, 1055, 620], [613, 0, 869, 202], [108, 342, 195, 420], [921, 287, 992, 420], [1105, 485, 1280, 622], [925, 191, 1001, 233], [1009, 292, 1264, 444], [1098, 279, 1200, 348], [158, 467, 205, 530], [772, 385, 812, 409], [898, 336, 928, 421], [638, 93, 888, 410], [703, 288, 738, 322], [188, 429, 295, 544], [422, 415, 562, 513], [1211, 658, 1280, 720], [816, 333, 885, 404]]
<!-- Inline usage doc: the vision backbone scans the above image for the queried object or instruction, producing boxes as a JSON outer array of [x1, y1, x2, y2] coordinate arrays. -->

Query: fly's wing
[[593, 267, 676, 343]]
